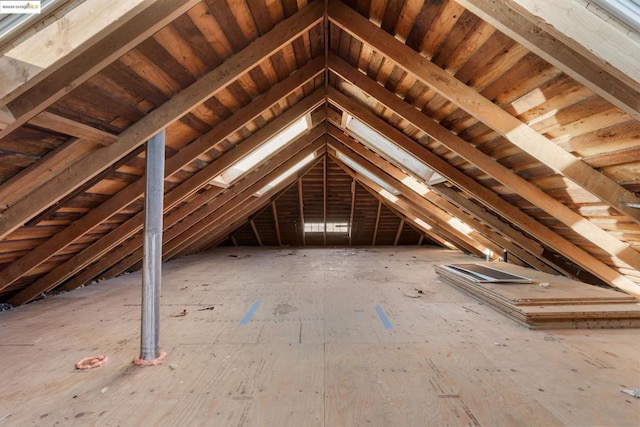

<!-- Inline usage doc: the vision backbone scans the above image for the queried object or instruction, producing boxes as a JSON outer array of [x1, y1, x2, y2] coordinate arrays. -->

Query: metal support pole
[[140, 130, 165, 361]]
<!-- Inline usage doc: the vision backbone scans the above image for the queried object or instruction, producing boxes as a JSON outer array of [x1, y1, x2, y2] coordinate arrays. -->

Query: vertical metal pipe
[[141, 130, 165, 361]]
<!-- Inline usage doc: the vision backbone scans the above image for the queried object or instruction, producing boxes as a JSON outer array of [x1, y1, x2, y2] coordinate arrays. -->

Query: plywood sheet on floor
[[0, 247, 638, 426]]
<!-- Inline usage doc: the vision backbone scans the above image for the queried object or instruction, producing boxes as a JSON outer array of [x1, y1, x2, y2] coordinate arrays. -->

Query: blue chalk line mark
[[240, 300, 261, 325], [375, 304, 393, 329]]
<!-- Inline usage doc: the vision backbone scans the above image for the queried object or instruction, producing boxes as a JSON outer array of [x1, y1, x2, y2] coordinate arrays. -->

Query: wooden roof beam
[[328, 0, 640, 224], [393, 220, 405, 246], [326, 83, 640, 295], [28, 112, 118, 145], [174, 196, 271, 258], [298, 180, 306, 246], [456, 0, 640, 120], [0, 81, 324, 296], [162, 142, 326, 262], [327, 125, 546, 270], [173, 163, 320, 257], [250, 220, 263, 247], [328, 144, 488, 255], [348, 178, 356, 246], [433, 183, 566, 276], [327, 138, 497, 257], [272, 202, 283, 247], [0, 5, 324, 241], [60, 135, 324, 292], [10, 121, 325, 304], [328, 56, 640, 276], [0, 0, 202, 136], [331, 153, 455, 250], [0, 112, 118, 213], [372, 201, 382, 246]]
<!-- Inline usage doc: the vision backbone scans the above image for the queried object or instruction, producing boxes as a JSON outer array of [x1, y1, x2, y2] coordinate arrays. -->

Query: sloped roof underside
[[0, 0, 639, 305]]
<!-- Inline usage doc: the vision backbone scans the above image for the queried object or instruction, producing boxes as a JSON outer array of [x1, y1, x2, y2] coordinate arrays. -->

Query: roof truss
[[1, 0, 640, 304]]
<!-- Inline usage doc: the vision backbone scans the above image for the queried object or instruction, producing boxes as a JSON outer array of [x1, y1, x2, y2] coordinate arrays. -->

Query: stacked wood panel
[[435, 262, 640, 329]]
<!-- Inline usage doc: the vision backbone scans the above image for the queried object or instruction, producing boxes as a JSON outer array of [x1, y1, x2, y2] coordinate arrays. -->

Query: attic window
[[305, 222, 349, 233], [590, 0, 640, 32], [344, 115, 433, 181], [254, 153, 316, 196], [211, 115, 309, 187], [336, 151, 400, 196]]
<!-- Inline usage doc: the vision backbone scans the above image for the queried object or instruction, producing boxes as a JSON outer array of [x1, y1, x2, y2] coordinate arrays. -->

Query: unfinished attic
[[1, 0, 640, 425]]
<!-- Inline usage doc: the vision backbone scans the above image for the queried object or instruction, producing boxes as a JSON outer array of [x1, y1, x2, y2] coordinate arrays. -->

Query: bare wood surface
[[0, 247, 638, 426], [328, 0, 640, 223], [329, 55, 640, 275], [455, 0, 640, 120], [0, 4, 323, 241], [327, 85, 640, 295], [0, 0, 202, 137]]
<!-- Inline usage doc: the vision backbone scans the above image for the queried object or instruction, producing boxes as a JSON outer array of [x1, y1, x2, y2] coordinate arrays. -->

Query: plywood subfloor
[[0, 247, 638, 426]]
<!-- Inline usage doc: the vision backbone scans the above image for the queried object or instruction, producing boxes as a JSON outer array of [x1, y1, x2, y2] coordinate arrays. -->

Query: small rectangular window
[[304, 222, 349, 233]]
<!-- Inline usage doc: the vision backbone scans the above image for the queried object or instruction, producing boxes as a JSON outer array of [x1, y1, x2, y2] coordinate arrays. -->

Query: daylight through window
[[211, 116, 309, 187], [304, 222, 350, 233]]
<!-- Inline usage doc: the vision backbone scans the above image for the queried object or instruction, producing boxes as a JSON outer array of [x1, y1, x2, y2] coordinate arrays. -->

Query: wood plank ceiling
[[0, 0, 639, 305]]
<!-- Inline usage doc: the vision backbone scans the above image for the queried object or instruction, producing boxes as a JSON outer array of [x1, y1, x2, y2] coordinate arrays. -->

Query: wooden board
[[435, 262, 640, 329], [0, 247, 638, 426]]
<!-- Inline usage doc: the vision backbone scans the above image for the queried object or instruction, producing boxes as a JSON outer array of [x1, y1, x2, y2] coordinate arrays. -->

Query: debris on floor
[[403, 288, 424, 298], [170, 309, 188, 317], [620, 387, 640, 398], [198, 306, 215, 311], [0, 303, 13, 311], [75, 355, 108, 370]]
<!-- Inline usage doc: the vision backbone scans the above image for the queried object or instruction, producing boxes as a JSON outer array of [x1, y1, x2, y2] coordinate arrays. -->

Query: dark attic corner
[[0, 0, 639, 425]]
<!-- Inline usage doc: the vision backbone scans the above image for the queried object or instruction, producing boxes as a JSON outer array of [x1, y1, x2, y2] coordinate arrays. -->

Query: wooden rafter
[[328, 143, 486, 255], [393, 220, 404, 246], [326, 83, 640, 295], [327, 126, 538, 269], [61, 136, 325, 292], [9, 122, 325, 304], [272, 202, 282, 247], [172, 158, 324, 259], [161, 143, 326, 263], [0, 6, 324, 241], [28, 112, 117, 145], [329, 57, 640, 274], [348, 178, 356, 246], [327, 0, 640, 223], [332, 155, 454, 250], [0, 85, 325, 296], [0, 111, 119, 212], [328, 140, 492, 256], [250, 220, 263, 247], [433, 184, 564, 275], [177, 196, 270, 258], [298, 180, 306, 246], [0, 0, 202, 135], [454, 0, 640, 120], [372, 201, 382, 246]]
